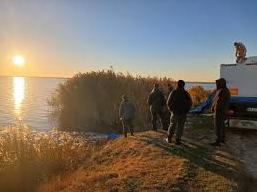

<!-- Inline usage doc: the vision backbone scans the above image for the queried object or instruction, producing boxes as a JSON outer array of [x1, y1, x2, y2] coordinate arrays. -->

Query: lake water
[[0, 76, 215, 131], [186, 82, 215, 90], [0, 77, 65, 130]]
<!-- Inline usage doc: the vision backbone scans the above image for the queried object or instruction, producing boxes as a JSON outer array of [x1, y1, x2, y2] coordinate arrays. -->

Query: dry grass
[[188, 85, 211, 107], [0, 125, 91, 192], [39, 131, 239, 192], [49, 71, 209, 132], [49, 70, 176, 132]]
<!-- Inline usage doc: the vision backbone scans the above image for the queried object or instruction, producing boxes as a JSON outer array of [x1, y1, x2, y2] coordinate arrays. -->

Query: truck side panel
[[220, 63, 257, 97]]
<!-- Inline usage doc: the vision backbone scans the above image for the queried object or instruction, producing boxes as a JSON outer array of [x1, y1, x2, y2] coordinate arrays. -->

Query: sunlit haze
[[0, 0, 257, 81], [12, 55, 25, 67]]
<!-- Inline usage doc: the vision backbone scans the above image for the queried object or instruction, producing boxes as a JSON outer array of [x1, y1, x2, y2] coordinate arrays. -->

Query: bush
[[188, 86, 210, 107], [50, 70, 175, 132]]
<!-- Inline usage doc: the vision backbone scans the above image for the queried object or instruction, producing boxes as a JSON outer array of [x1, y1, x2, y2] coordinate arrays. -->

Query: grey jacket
[[119, 100, 136, 121]]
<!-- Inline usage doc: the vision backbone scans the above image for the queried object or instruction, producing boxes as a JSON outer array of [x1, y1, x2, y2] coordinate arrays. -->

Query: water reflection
[[13, 77, 25, 119]]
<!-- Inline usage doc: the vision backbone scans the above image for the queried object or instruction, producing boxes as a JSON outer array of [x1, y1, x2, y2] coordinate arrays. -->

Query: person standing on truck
[[234, 42, 247, 63], [211, 78, 231, 146], [119, 95, 136, 137], [147, 83, 166, 131], [166, 80, 192, 145]]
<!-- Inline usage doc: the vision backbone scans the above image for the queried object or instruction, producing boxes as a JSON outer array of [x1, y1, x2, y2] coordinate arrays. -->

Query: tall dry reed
[[50, 70, 210, 132], [49, 70, 176, 132], [0, 125, 90, 192]]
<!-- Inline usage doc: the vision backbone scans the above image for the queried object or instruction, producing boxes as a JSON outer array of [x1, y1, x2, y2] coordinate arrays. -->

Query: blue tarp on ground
[[190, 94, 214, 114], [106, 132, 121, 140], [230, 97, 257, 103]]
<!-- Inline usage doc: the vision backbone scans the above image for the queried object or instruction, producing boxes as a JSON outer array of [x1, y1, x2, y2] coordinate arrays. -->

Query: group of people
[[147, 80, 192, 145], [119, 77, 231, 146]]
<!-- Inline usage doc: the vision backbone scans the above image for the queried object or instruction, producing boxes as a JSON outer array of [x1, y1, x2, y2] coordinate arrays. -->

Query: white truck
[[220, 56, 257, 129]]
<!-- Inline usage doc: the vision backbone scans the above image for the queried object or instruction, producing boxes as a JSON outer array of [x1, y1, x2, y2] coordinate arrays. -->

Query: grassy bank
[[0, 126, 91, 192], [2, 120, 256, 191], [39, 130, 241, 192]]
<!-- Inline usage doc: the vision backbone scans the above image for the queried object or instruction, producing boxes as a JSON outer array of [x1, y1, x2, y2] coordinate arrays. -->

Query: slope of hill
[[39, 130, 242, 192]]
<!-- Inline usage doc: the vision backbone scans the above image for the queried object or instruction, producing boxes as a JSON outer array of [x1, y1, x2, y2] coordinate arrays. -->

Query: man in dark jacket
[[211, 78, 231, 146], [119, 95, 136, 137], [147, 83, 166, 131], [166, 80, 192, 145]]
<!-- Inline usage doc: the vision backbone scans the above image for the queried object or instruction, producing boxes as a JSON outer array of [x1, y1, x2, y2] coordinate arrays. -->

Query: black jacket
[[167, 88, 192, 115]]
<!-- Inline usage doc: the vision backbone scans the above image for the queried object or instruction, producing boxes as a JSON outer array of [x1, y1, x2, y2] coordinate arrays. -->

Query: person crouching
[[119, 95, 136, 137]]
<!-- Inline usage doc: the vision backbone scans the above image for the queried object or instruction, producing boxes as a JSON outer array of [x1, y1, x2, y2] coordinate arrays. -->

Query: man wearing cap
[[211, 78, 231, 146], [166, 80, 192, 145], [119, 95, 136, 137]]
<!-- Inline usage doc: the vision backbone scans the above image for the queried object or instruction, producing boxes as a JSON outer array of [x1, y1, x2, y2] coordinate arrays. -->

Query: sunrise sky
[[0, 0, 257, 81]]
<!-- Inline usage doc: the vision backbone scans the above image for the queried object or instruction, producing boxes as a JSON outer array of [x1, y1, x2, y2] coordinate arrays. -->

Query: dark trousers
[[150, 108, 167, 130], [214, 114, 226, 143], [122, 119, 134, 137], [167, 114, 186, 142]]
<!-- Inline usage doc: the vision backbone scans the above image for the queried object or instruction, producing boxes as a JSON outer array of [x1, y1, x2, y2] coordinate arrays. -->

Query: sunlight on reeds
[[49, 70, 176, 132], [188, 85, 210, 107], [0, 125, 91, 192], [50, 70, 210, 132]]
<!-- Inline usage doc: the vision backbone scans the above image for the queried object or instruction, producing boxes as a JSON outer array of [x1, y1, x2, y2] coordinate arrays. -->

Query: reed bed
[[0, 125, 91, 192], [188, 85, 211, 107], [50, 70, 209, 132], [49, 70, 175, 131]]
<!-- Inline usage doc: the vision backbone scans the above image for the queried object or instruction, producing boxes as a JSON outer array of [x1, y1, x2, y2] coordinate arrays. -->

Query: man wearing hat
[[211, 78, 231, 146]]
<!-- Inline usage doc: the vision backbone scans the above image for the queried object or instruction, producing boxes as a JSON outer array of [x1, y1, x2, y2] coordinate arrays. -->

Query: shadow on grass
[[140, 134, 237, 180], [140, 132, 257, 191]]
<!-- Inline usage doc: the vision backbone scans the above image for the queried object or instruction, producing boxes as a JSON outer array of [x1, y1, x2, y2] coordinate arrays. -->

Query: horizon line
[[0, 74, 214, 83]]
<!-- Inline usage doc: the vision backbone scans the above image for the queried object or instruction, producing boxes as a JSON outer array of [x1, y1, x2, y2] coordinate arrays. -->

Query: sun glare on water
[[13, 77, 25, 120], [12, 55, 25, 67]]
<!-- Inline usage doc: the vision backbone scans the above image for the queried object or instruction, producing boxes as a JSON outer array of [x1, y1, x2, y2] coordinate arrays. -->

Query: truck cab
[[220, 56, 257, 129]]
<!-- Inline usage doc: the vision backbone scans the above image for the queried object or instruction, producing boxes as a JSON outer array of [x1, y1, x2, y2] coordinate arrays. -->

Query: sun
[[12, 55, 25, 67]]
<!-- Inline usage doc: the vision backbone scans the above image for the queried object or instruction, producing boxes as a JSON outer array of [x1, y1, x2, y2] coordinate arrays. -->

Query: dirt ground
[[186, 115, 257, 191], [227, 130, 257, 178]]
